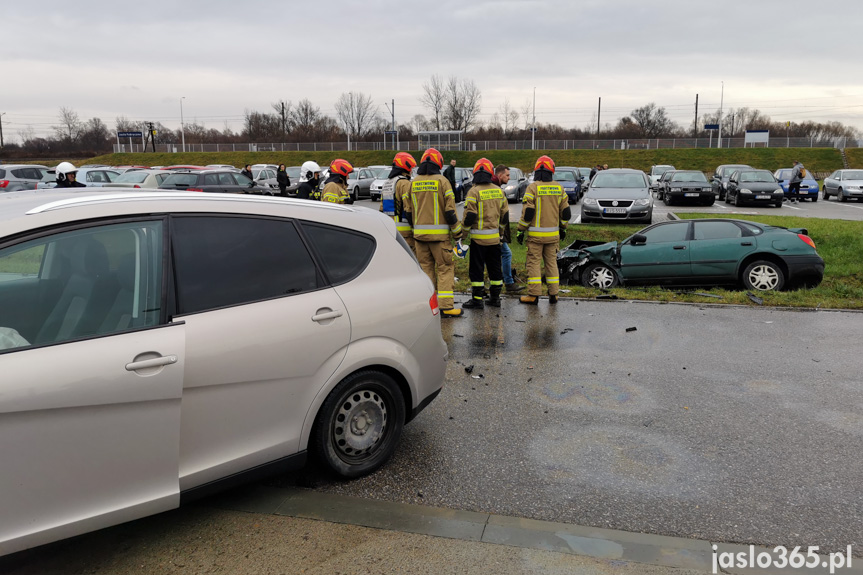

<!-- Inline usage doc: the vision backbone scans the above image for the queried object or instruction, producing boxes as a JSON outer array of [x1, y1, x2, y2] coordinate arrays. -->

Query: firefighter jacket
[[404, 174, 462, 242], [517, 181, 569, 244], [379, 176, 413, 240], [321, 180, 349, 204], [463, 183, 509, 246]]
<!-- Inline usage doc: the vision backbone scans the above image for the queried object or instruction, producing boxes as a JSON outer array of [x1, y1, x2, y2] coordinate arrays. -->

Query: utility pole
[[596, 97, 601, 139], [180, 97, 186, 153], [532, 87, 536, 151], [0, 112, 5, 148], [147, 122, 157, 153], [385, 99, 396, 150], [694, 94, 698, 138], [718, 81, 724, 149]]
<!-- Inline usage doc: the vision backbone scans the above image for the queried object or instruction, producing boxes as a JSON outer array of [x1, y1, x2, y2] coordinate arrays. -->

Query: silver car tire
[[312, 370, 405, 478], [743, 260, 785, 292], [581, 262, 619, 289]]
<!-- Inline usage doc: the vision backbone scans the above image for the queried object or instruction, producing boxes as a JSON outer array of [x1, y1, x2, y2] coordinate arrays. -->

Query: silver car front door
[[0, 219, 183, 556]]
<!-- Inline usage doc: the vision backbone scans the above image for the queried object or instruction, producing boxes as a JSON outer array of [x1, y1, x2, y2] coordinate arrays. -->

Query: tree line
[[3, 76, 860, 157]]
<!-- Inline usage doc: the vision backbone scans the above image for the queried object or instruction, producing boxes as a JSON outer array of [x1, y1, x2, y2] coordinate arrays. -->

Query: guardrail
[[113, 136, 855, 154]]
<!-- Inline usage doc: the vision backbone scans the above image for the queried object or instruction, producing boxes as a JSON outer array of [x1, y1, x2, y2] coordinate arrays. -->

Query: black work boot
[[487, 285, 502, 307], [462, 286, 485, 310], [549, 294, 558, 304]]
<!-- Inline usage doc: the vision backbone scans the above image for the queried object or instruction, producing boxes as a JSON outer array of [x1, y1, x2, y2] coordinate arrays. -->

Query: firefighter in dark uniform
[[321, 159, 353, 204], [461, 158, 509, 309], [296, 161, 321, 200], [403, 148, 463, 317], [517, 155, 571, 305], [380, 152, 417, 252]]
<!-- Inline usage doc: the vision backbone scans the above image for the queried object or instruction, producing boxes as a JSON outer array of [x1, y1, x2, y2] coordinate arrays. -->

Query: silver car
[[251, 167, 280, 194], [0, 164, 49, 192], [0, 190, 446, 555], [822, 169, 863, 202], [580, 168, 653, 223], [108, 169, 174, 189]]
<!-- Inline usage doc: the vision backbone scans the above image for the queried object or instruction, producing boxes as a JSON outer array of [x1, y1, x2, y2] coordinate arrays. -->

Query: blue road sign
[[704, 124, 719, 131], [118, 131, 143, 138]]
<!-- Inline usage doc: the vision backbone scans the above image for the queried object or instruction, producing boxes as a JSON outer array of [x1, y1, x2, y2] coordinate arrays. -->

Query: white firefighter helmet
[[56, 161, 78, 180], [300, 161, 321, 183]]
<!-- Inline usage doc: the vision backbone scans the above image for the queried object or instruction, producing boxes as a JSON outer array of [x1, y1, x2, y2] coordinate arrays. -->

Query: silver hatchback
[[0, 190, 446, 555]]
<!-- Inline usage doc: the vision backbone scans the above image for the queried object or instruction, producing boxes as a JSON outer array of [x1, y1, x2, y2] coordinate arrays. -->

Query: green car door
[[618, 221, 691, 284], [689, 220, 757, 281]]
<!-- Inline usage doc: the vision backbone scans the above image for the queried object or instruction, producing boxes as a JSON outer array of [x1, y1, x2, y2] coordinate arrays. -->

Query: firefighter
[[321, 159, 353, 204], [296, 161, 321, 200], [403, 148, 463, 317], [461, 158, 508, 309], [380, 152, 417, 252], [516, 155, 571, 305]]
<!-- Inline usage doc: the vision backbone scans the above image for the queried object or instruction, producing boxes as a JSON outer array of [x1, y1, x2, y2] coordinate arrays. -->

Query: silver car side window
[[0, 220, 164, 352]]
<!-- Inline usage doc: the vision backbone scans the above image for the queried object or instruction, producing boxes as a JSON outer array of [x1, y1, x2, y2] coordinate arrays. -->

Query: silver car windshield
[[591, 173, 647, 188], [842, 171, 863, 179]]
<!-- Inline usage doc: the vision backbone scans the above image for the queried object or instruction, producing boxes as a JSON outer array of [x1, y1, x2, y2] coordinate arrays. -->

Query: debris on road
[[560, 328, 574, 335], [747, 292, 764, 305], [453, 333, 464, 338], [596, 294, 619, 300], [626, 326, 637, 332], [471, 374, 484, 379], [464, 365, 474, 374]]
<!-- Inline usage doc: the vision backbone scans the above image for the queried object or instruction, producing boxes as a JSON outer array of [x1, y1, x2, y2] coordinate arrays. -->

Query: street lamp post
[[180, 97, 186, 153], [0, 112, 6, 148], [532, 87, 536, 151], [717, 81, 724, 149]]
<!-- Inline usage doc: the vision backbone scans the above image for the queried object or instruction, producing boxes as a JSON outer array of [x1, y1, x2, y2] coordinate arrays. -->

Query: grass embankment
[[845, 148, 863, 168], [455, 216, 863, 310], [87, 148, 844, 175]]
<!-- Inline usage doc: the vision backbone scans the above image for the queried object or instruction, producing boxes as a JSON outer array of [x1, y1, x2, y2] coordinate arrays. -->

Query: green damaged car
[[558, 219, 824, 292]]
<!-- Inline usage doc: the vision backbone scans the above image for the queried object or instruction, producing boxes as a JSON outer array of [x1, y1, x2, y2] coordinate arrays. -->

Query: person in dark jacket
[[276, 164, 290, 197], [54, 162, 86, 188], [788, 160, 804, 203], [240, 164, 253, 180], [296, 161, 321, 200], [442, 159, 458, 200]]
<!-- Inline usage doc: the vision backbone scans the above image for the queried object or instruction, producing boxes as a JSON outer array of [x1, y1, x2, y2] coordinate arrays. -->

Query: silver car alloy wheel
[[334, 389, 388, 457], [589, 266, 616, 289], [747, 264, 780, 291]]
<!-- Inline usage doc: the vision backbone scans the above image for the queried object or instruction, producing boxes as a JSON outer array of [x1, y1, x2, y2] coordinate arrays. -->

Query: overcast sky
[[3, 0, 862, 142]]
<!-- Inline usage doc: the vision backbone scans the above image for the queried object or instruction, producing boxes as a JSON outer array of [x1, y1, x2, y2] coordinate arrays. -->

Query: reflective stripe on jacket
[[405, 174, 462, 242], [321, 181, 349, 204], [518, 182, 568, 244], [464, 183, 508, 246]]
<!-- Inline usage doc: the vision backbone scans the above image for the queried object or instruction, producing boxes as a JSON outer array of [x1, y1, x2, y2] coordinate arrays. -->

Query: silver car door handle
[[125, 355, 178, 371], [312, 310, 343, 322]]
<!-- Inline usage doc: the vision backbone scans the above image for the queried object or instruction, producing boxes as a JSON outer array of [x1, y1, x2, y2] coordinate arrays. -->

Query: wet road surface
[[286, 298, 863, 553]]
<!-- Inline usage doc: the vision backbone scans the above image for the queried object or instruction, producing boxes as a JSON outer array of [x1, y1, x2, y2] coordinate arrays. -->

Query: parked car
[[649, 164, 675, 185], [37, 168, 121, 190], [158, 170, 270, 195], [252, 167, 280, 193], [659, 170, 715, 206], [711, 164, 752, 201], [347, 166, 388, 201], [161, 165, 206, 171], [450, 167, 474, 202], [651, 169, 676, 200], [205, 164, 238, 171], [0, 164, 49, 193], [552, 167, 580, 204], [500, 167, 527, 203], [580, 168, 653, 223], [773, 168, 819, 202], [822, 169, 863, 202], [558, 218, 824, 291], [286, 166, 302, 195], [0, 189, 446, 555], [109, 169, 175, 189], [724, 169, 784, 208]]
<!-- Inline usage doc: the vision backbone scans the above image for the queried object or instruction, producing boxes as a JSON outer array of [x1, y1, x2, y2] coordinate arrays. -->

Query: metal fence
[[113, 136, 856, 154]]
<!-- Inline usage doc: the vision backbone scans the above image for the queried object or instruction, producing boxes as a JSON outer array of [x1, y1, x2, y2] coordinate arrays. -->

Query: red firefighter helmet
[[420, 148, 444, 169], [534, 155, 555, 173], [329, 158, 353, 177], [393, 152, 417, 172], [472, 158, 494, 175]]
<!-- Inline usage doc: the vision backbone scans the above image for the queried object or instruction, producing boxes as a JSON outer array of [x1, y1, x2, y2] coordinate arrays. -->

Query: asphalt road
[[281, 299, 863, 554]]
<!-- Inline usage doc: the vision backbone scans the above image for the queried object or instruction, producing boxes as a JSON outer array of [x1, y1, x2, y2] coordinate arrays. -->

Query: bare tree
[[629, 103, 676, 138], [334, 92, 379, 139], [79, 118, 111, 151], [290, 98, 324, 140], [419, 75, 446, 131], [498, 98, 520, 138], [17, 124, 36, 145], [53, 107, 84, 143], [410, 114, 430, 133], [443, 77, 482, 132], [521, 98, 534, 130]]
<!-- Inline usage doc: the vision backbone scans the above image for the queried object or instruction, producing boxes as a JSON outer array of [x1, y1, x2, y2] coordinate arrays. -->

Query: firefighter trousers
[[526, 241, 560, 297], [416, 239, 456, 310], [468, 242, 502, 300]]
